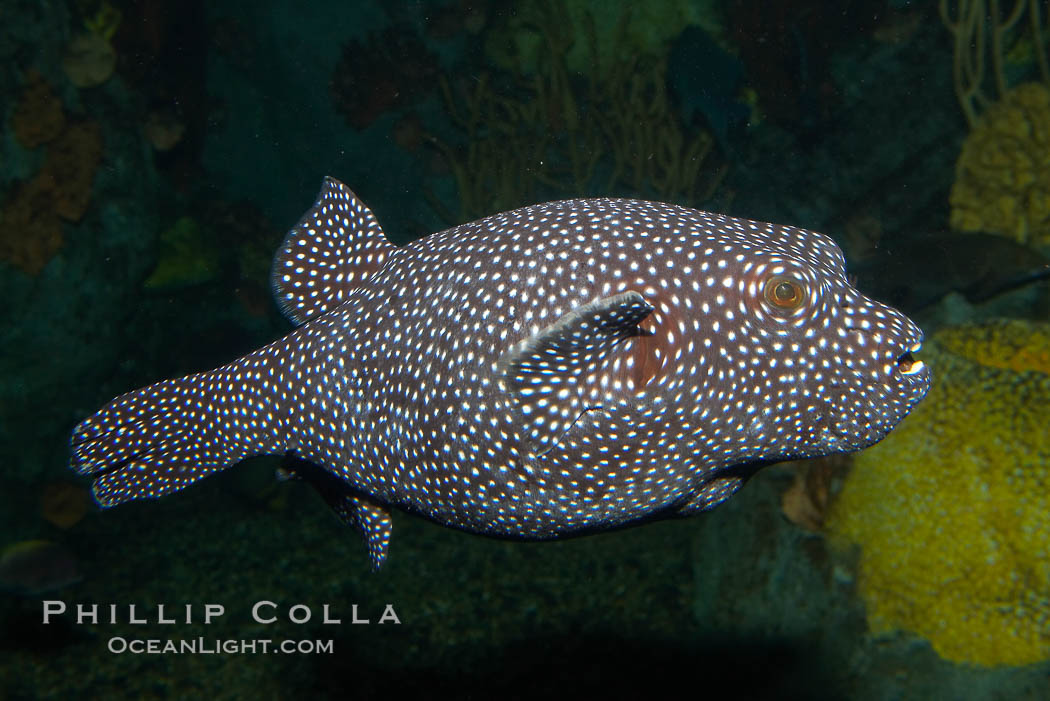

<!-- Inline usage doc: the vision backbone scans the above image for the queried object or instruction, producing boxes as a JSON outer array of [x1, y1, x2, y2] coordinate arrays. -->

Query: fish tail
[[70, 347, 287, 507]]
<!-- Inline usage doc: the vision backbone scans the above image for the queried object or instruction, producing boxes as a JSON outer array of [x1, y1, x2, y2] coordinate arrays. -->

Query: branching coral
[[0, 80, 103, 276], [45, 122, 104, 221], [61, 0, 122, 89], [949, 82, 1050, 245], [484, 0, 697, 77], [428, 0, 723, 223], [144, 216, 219, 290], [780, 455, 850, 532], [10, 70, 65, 148], [826, 319, 1050, 666], [330, 24, 438, 130], [0, 176, 64, 276], [62, 32, 116, 88], [939, 0, 1050, 126], [84, 0, 122, 42]]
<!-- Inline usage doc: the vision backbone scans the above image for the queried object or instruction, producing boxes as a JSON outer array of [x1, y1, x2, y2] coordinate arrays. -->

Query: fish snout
[[839, 290, 931, 395], [880, 308, 930, 391], [874, 305, 929, 389]]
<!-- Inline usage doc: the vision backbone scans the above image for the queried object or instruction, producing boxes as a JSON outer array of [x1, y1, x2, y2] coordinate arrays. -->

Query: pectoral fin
[[497, 291, 653, 456]]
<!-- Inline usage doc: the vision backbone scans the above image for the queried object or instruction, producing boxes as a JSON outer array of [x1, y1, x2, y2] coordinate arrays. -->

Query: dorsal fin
[[271, 177, 395, 325], [497, 292, 654, 456]]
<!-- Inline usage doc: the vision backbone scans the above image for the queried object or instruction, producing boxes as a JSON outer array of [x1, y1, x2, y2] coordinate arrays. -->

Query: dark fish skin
[[71, 178, 931, 568]]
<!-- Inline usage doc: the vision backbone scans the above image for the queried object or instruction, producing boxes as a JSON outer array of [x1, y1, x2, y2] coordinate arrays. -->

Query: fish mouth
[[820, 338, 930, 453], [894, 340, 926, 378]]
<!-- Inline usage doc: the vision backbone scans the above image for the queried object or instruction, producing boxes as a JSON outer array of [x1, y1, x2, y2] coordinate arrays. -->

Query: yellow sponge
[[826, 319, 1050, 666], [950, 83, 1050, 246]]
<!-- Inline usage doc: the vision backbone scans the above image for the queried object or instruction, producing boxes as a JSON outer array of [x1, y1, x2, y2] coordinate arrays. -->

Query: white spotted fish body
[[71, 178, 931, 568]]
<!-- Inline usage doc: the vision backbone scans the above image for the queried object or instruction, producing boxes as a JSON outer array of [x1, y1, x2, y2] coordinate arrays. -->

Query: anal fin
[[329, 494, 392, 571], [280, 455, 392, 570]]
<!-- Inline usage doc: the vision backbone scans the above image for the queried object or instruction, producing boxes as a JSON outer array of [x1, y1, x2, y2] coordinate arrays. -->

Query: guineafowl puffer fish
[[71, 178, 931, 569]]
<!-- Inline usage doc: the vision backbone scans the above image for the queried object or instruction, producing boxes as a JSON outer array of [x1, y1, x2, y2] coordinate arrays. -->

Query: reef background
[[1, 1, 1049, 698]]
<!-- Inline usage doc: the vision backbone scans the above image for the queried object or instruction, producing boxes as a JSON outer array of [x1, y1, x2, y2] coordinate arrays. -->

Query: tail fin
[[71, 351, 286, 507]]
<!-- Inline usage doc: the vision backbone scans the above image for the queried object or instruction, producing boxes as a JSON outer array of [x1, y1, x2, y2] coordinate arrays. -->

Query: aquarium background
[[2, 0, 1049, 698]]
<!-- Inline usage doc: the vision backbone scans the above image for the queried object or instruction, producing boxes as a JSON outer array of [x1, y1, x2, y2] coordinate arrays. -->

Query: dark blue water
[[1, 1, 1048, 698]]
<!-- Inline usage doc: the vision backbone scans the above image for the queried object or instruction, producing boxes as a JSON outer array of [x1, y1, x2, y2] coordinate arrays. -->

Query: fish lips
[[824, 341, 931, 451], [887, 336, 933, 406]]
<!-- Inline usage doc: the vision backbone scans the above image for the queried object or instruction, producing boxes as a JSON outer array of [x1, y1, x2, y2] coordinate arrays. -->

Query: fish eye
[[764, 275, 806, 310]]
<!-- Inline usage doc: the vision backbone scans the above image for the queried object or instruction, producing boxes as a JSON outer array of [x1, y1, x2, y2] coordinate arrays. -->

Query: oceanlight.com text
[[107, 636, 334, 655]]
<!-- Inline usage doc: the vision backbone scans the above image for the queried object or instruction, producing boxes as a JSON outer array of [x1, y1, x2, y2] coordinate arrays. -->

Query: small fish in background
[[0, 540, 82, 596], [71, 178, 931, 569], [852, 232, 1050, 310]]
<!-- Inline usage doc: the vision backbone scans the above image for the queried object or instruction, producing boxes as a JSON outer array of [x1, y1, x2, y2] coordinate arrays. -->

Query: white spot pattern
[[70, 178, 932, 568]]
